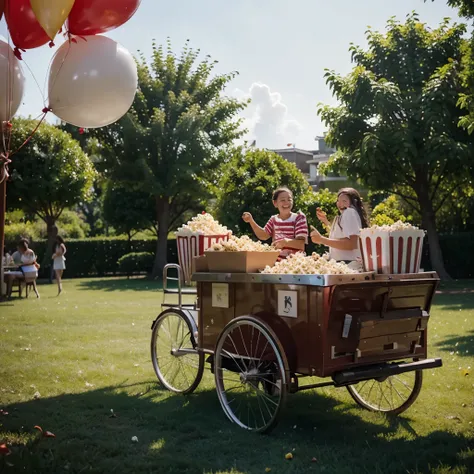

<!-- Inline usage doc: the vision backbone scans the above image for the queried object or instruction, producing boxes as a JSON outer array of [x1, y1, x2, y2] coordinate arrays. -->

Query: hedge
[[6, 232, 474, 279], [5, 238, 179, 278]]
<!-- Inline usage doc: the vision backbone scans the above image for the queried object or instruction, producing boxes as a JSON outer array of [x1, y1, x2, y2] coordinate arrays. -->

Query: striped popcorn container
[[360, 229, 425, 274], [176, 232, 231, 284]]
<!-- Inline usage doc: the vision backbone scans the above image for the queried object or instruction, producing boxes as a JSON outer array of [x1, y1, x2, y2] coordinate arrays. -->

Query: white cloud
[[234, 83, 303, 149]]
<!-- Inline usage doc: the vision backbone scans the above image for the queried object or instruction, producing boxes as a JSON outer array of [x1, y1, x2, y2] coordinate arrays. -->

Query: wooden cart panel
[[195, 273, 438, 377]]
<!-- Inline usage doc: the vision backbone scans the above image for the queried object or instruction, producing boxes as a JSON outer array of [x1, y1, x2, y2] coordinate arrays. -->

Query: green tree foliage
[[102, 183, 156, 241], [79, 40, 248, 276], [370, 195, 410, 226], [214, 147, 331, 236], [318, 15, 474, 279], [7, 119, 96, 266]]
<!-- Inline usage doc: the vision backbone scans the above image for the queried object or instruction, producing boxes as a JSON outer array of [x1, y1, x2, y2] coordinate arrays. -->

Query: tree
[[214, 148, 320, 235], [102, 183, 156, 242], [318, 15, 474, 279], [429, 0, 474, 18], [81, 40, 247, 277], [7, 118, 96, 265]]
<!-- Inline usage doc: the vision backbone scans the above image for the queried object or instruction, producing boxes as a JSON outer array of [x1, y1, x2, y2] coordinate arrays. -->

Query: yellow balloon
[[30, 0, 76, 40]]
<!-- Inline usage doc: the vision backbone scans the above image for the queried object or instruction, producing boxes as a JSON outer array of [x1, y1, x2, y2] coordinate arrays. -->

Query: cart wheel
[[151, 309, 204, 394], [346, 367, 423, 415], [214, 316, 288, 433]]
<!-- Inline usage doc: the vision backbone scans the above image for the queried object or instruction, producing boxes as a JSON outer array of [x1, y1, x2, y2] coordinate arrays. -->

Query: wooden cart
[[151, 267, 442, 433]]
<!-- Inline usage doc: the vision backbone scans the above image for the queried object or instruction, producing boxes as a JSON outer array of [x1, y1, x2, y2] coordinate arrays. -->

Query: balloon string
[[9, 109, 50, 157]]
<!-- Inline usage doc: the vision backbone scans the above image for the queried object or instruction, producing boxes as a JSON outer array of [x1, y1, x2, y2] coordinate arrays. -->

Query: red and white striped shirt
[[264, 212, 308, 258]]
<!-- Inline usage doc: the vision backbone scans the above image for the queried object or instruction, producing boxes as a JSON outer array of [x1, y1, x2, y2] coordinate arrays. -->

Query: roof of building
[[270, 148, 314, 156]]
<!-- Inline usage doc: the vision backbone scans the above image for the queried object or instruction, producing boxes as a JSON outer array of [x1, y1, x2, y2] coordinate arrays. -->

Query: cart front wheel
[[346, 367, 422, 415], [214, 316, 288, 433], [151, 309, 204, 394]]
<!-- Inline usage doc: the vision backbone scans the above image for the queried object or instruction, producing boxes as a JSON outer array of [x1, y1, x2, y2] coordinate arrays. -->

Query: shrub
[[117, 252, 155, 275]]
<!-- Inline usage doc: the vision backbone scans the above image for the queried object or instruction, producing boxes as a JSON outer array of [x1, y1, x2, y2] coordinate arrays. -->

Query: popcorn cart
[[151, 262, 442, 433]]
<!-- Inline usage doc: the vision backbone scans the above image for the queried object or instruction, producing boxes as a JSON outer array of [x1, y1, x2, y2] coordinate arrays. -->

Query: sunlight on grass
[[0, 277, 473, 473]]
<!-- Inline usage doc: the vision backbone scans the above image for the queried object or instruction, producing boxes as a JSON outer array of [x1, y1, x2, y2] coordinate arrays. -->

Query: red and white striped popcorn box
[[176, 232, 231, 284], [360, 229, 425, 274]]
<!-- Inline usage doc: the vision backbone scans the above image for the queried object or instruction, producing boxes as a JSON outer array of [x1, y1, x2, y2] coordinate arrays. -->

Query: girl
[[6, 239, 40, 298], [52, 235, 67, 295], [242, 187, 308, 259], [310, 187, 369, 263]]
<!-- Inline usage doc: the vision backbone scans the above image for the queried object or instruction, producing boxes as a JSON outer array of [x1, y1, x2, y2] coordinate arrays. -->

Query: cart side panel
[[307, 286, 332, 377], [233, 283, 310, 374], [322, 280, 437, 377], [198, 282, 235, 351]]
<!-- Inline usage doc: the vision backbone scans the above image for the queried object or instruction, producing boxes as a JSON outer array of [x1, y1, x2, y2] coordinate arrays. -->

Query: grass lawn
[[0, 277, 473, 474]]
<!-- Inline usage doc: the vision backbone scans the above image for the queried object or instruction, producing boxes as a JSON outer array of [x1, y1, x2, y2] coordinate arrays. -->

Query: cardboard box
[[192, 255, 208, 274], [204, 251, 280, 273], [360, 229, 425, 274]]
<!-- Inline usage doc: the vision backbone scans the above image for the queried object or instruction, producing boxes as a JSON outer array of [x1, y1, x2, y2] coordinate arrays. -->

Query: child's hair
[[18, 238, 29, 251], [272, 187, 293, 201], [337, 187, 369, 229], [56, 235, 65, 245]]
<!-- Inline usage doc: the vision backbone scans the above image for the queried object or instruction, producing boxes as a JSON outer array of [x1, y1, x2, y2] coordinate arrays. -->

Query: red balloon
[[0, 0, 5, 22], [5, 0, 50, 50], [68, 0, 141, 36]]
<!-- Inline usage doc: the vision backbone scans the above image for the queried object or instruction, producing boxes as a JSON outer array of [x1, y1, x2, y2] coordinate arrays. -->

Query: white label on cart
[[212, 283, 229, 308], [277, 290, 298, 318]]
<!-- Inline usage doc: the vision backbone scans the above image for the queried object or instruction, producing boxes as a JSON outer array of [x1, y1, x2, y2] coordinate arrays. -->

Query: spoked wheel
[[347, 367, 423, 415], [214, 316, 288, 433], [151, 309, 204, 394]]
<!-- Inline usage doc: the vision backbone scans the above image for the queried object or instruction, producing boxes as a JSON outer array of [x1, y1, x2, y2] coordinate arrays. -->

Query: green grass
[[0, 278, 473, 474]]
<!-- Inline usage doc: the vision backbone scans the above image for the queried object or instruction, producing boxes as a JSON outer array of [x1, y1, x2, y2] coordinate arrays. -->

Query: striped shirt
[[264, 212, 308, 258]]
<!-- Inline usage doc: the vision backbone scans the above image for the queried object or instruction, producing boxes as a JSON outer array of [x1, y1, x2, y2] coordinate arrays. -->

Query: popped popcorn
[[176, 213, 230, 235], [208, 235, 275, 252], [365, 221, 421, 232], [261, 252, 357, 275]]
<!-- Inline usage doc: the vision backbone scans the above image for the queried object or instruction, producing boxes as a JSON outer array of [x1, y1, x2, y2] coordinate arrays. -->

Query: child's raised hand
[[316, 207, 329, 226], [310, 225, 323, 244], [242, 212, 253, 224]]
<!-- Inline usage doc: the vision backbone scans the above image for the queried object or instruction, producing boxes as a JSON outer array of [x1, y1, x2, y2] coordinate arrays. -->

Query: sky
[[0, 0, 462, 151]]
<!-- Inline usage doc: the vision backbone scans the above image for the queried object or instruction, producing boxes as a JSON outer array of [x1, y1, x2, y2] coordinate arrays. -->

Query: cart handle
[[163, 263, 183, 309]]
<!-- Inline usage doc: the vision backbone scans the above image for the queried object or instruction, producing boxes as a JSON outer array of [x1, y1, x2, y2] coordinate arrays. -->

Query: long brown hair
[[336, 187, 369, 229]]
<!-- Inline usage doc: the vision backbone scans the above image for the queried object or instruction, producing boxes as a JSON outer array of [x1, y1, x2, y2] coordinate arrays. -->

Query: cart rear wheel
[[346, 367, 422, 415], [214, 316, 288, 433], [151, 309, 204, 394]]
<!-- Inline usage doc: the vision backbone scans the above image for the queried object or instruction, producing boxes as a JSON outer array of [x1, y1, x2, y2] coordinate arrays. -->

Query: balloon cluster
[[0, 0, 141, 129]]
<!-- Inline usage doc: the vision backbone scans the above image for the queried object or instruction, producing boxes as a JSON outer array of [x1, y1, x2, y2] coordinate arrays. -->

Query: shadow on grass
[[76, 277, 164, 293], [1, 381, 473, 474], [433, 290, 474, 311], [434, 330, 474, 358]]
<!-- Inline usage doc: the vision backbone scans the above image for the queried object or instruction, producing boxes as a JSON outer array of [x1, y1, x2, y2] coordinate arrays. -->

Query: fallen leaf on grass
[[311, 457, 317, 462], [285, 453, 293, 460], [34, 426, 56, 438], [0, 409, 8, 416], [265, 468, 271, 472], [131, 436, 138, 443]]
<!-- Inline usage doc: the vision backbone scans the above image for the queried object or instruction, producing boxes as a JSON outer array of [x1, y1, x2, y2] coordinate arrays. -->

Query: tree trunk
[[414, 178, 451, 280], [152, 196, 170, 279], [43, 216, 58, 283]]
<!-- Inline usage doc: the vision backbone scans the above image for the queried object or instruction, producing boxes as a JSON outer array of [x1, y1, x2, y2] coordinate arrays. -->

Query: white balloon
[[48, 35, 138, 128], [0, 39, 25, 123]]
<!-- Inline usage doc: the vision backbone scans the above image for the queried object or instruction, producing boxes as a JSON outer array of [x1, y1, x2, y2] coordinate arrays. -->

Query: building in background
[[271, 136, 352, 191]]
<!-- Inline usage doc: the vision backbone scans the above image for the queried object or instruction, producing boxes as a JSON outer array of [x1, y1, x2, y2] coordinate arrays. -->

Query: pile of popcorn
[[176, 212, 230, 235], [364, 221, 421, 232], [262, 252, 357, 275], [208, 235, 276, 252]]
